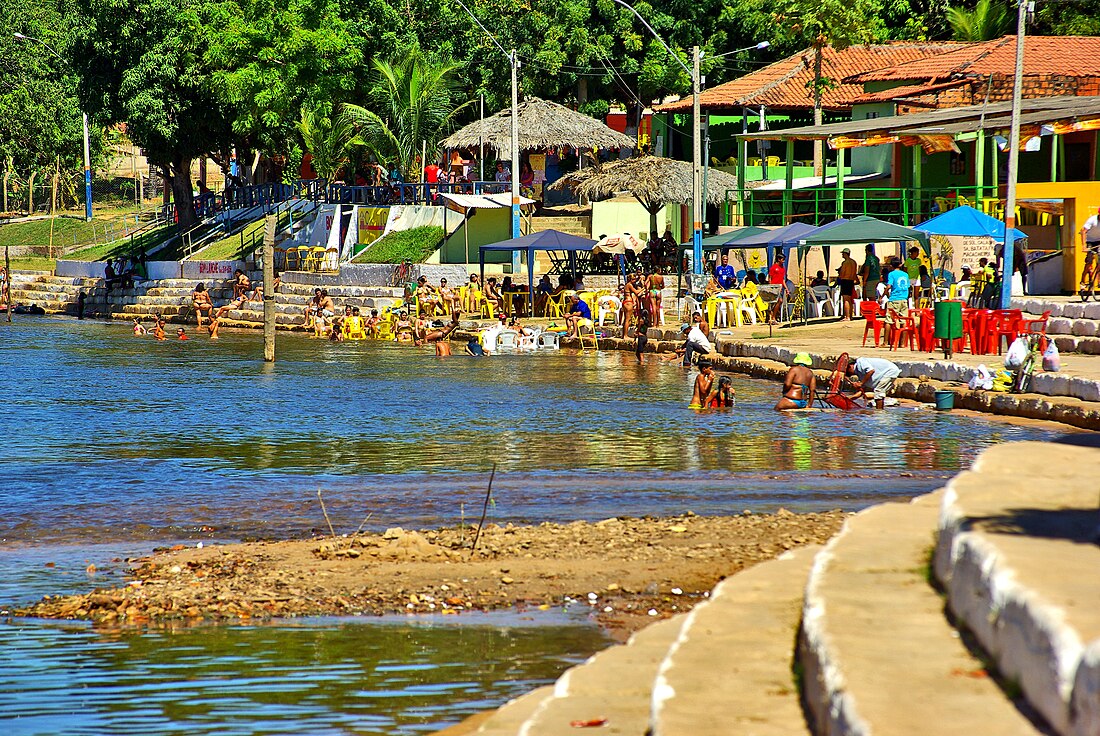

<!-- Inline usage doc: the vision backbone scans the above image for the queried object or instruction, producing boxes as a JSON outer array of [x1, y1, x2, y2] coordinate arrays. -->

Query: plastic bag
[[1042, 340, 1061, 372], [1004, 337, 1030, 369], [968, 364, 993, 391], [991, 370, 1013, 392]]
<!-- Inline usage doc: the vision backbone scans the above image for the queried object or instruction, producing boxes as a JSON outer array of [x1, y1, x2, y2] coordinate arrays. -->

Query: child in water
[[153, 318, 166, 341], [689, 360, 715, 409], [176, 328, 188, 340], [708, 376, 734, 407], [132, 318, 147, 336]]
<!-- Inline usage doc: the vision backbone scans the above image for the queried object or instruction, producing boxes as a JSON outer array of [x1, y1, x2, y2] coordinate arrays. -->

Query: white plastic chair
[[810, 286, 833, 318], [738, 298, 759, 325], [679, 295, 701, 322], [496, 329, 520, 350], [597, 295, 622, 327], [537, 331, 560, 349]]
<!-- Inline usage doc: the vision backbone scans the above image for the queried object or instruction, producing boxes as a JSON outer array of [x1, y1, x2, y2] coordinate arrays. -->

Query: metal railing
[[727, 185, 1003, 227]]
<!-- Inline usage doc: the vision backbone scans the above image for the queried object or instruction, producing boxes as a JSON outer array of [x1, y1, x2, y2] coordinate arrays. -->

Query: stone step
[[801, 491, 1043, 736], [518, 615, 687, 735], [472, 686, 554, 735], [1014, 298, 1100, 321], [934, 440, 1100, 736], [1046, 317, 1100, 337], [650, 545, 819, 736]]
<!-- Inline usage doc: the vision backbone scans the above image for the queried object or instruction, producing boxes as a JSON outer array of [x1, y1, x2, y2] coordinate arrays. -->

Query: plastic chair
[[284, 247, 301, 271], [705, 297, 729, 328], [496, 329, 520, 350], [810, 286, 834, 318], [989, 309, 1021, 354], [323, 247, 340, 271], [889, 314, 917, 351], [545, 291, 571, 318], [537, 331, 560, 349], [597, 295, 622, 327], [860, 301, 883, 347], [1019, 310, 1051, 340]]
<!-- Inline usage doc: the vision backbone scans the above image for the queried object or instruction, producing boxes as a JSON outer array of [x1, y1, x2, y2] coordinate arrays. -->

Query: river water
[[0, 316, 1057, 734]]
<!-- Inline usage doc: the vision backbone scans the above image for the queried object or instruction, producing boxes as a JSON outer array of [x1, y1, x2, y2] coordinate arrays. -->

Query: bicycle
[[1079, 248, 1097, 302]]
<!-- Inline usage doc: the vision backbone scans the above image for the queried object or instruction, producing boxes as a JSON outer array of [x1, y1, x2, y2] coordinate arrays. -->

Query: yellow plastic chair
[[765, 156, 781, 167], [284, 247, 301, 271], [577, 318, 599, 351], [545, 290, 572, 318]]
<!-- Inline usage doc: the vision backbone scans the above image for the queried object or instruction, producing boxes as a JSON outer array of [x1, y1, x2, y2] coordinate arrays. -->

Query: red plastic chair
[[890, 313, 917, 351], [990, 309, 1022, 354], [967, 309, 995, 355], [861, 301, 883, 347], [916, 308, 936, 352], [1020, 310, 1051, 338]]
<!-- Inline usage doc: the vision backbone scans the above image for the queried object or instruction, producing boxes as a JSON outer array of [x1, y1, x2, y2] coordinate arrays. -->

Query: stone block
[[1080, 338, 1100, 356], [775, 347, 794, 365], [1055, 336, 1080, 353], [1031, 372, 1071, 397], [931, 362, 951, 381], [1071, 320, 1099, 337], [1063, 303, 1086, 319], [762, 345, 780, 361], [1049, 317, 1074, 335], [1069, 377, 1100, 403], [1083, 303, 1100, 321]]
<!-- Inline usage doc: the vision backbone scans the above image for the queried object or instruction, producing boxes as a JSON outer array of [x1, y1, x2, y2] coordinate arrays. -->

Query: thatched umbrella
[[441, 97, 635, 153], [550, 155, 740, 240]]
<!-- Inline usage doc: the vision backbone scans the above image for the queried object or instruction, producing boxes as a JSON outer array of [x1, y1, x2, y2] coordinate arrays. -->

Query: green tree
[[1034, 0, 1100, 36], [341, 50, 473, 177], [946, 0, 1012, 41], [0, 0, 90, 210], [776, 0, 881, 173], [296, 105, 362, 182], [73, 0, 236, 230]]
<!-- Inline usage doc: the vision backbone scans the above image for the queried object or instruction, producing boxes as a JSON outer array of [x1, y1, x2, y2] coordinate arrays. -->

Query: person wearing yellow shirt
[[344, 307, 367, 339]]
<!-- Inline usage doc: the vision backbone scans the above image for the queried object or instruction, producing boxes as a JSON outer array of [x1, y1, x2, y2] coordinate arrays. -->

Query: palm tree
[[341, 50, 473, 178], [297, 106, 363, 183], [947, 0, 1012, 42]]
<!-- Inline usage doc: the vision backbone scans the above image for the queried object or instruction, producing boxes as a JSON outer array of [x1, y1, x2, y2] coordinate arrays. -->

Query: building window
[[864, 111, 879, 120], [950, 150, 967, 176]]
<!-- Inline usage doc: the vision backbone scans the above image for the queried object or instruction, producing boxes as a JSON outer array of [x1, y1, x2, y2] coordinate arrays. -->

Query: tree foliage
[[296, 105, 362, 182], [946, 0, 1013, 41], [341, 50, 473, 175]]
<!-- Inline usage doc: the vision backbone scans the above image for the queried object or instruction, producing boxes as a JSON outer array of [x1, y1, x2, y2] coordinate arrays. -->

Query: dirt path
[[17, 510, 846, 641]]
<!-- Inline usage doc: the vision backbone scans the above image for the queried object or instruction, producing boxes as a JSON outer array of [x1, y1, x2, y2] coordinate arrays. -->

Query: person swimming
[[132, 318, 147, 336], [775, 353, 817, 410], [708, 375, 734, 407]]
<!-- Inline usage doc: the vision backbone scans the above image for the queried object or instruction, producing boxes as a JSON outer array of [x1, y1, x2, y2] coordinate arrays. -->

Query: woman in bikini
[[439, 278, 460, 318], [621, 272, 643, 339], [775, 353, 817, 410], [394, 311, 415, 343], [645, 271, 665, 325], [708, 376, 735, 407]]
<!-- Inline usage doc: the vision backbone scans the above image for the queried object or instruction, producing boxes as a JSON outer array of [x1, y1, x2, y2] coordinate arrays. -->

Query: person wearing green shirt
[[903, 246, 925, 300], [860, 243, 881, 301]]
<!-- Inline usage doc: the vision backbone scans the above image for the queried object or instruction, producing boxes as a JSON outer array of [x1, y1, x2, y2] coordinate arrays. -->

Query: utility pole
[[479, 94, 485, 181], [262, 215, 276, 362], [510, 49, 521, 240], [692, 46, 703, 275], [5, 244, 11, 322], [1000, 1, 1028, 309]]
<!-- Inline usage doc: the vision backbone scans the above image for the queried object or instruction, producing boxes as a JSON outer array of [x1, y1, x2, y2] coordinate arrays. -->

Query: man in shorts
[[883, 257, 910, 347], [836, 247, 859, 320], [846, 356, 900, 409]]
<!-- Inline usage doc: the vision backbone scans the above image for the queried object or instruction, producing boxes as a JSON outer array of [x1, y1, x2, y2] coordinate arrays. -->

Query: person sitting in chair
[[564, 294, 593, 337]]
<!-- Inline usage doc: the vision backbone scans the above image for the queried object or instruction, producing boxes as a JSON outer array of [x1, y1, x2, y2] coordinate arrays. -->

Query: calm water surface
[[0, 316, 1057, 734]]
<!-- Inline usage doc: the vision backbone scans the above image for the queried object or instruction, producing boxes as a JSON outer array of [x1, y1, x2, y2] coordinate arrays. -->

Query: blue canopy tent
[[913, 205, 1027, 242], [779, 219, 851, 268], [478, 229, 597, 312], [726, 222, 822, 269]]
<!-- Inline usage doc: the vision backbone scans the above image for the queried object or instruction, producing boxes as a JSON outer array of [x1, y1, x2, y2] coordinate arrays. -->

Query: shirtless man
[[191, 283, 214, 327], [645, 271, 666, 325], [315, 290, 336, 336], [421, 313, 461, 355], [689, 360, 715, 409], [303, 289, 322, 329], [231, 269, 251, 299]]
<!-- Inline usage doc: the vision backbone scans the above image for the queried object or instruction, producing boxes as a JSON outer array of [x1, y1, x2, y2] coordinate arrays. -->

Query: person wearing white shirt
[[682, 322, 713, 365]]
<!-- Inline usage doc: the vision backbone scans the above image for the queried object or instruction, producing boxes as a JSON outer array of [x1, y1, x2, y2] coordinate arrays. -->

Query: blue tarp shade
[[726, 222, 822, 269], [781, 219, 851, 266], [478, 229, 597, 309], [913, 205, 1027, 243]]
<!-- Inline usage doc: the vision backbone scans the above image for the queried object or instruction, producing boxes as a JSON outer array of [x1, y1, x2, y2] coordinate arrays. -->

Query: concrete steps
[[528, 215, 592, 238], [518, 614, 687, 735], [801, 493, 1041, 736], [451, 440, 1095, 736], [934, 441, 1100, 736], [651, 545, 818, 736]]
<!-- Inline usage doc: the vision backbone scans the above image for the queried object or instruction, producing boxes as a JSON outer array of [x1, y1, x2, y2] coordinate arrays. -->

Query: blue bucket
[[933, 390, 955, 411]]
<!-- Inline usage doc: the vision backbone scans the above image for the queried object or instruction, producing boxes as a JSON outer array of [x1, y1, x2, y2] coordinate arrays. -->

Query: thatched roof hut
[[441, 97, 635, 153], [550, 155, 739, 238]]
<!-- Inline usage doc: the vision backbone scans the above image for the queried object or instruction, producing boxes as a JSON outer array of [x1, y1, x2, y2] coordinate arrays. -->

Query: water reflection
[[0, 615, 607, 736], [0, 316, 1055, 545]]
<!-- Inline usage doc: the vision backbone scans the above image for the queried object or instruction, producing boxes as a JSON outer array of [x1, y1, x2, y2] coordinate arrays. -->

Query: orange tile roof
[[848, 80, 971, 104], [655, 42, 965, 113], [847, 36, 1100, 83]]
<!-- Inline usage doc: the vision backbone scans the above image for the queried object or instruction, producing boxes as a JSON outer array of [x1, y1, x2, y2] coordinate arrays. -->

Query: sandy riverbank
[[16, 510, 846, 641]]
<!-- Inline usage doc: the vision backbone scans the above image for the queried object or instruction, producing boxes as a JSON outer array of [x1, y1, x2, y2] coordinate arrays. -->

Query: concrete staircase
[[528, 215, 592, 239], [465, 439, 1099, 736], [1013, 298, 1100, 356]]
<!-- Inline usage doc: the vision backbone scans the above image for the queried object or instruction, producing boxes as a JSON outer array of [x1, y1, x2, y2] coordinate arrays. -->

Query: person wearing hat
[[836, 247, 860, 321], [775, 352, 817, 410]]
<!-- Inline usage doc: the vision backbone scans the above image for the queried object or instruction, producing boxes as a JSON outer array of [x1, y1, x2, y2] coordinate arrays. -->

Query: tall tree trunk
[[626, 101, 642, 154], [648, 207, 659, 242], [27, 171, 36, 214], [577, 78, 588, 107], [168, 156, 198, 231], [813, 38, 825, 178]]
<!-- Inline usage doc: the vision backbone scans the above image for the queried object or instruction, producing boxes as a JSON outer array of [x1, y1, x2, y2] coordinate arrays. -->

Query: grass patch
[[9, 257, 57, 272], [353, 226, 444, 264], [199, 219, 266, 261], [65, 224, 178, 261]]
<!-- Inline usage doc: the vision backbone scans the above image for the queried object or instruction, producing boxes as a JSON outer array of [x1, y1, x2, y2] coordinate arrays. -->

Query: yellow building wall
[[1017, 181, 1100, 291]]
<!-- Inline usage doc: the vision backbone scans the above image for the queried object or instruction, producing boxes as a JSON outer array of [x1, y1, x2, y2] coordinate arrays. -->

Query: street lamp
[[610, 0, 767, 275], [452, 0, 521, 241], [14, 32, 93, 222]]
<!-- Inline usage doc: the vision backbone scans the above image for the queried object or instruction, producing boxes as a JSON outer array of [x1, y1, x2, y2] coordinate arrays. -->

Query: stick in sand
[[317, 489, 337, 539], [471, 463, 497, 552]]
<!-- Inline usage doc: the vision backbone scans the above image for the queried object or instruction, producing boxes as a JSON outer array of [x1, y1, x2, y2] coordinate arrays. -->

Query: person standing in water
[[775, 353, 817, 410], [689, 360, 716, 409]]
